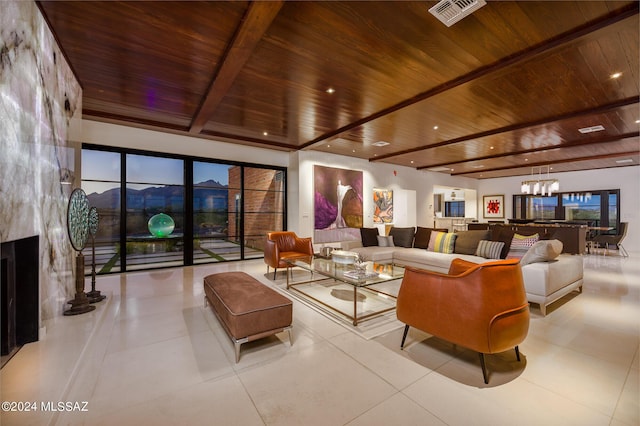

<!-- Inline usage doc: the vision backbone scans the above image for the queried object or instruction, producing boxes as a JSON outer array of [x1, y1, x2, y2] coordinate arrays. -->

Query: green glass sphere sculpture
[[148, 213, 175, 237]]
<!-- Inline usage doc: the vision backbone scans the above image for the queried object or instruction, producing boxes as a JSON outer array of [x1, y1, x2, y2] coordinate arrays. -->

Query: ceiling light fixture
[[433, 125, 439, 130], [578, 125, 605, 134], [372, 140, 390, 147], [326, 88, 335, 94], [615, 159, 633, 164], [610, 72, 622, 79], [521, 165, 559, 196]]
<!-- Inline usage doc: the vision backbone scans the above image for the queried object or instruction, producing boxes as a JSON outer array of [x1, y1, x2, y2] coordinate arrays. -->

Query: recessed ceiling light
[[433, 125, 439, 130], [615, 159, 633, 164], [263, 131, 268, 136], [326, 88, 335, 94], [579, 125, 605, 134], [610, 72, 622, 79], [472, 165, 485, 169], [410, 161, 414, 164], [635, 119, 640, 124], [489, 146, 494, 150], [525, 158, 529, 162], [352, 149, 356, 153], [327, 144, 331, 148], [372, 140, 390, 147]]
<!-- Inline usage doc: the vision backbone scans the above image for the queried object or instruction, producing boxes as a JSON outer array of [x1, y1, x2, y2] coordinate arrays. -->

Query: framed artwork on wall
[[483, 194, 504, 218], [373, 188, 393, 224], [313, 165, 363, 243]]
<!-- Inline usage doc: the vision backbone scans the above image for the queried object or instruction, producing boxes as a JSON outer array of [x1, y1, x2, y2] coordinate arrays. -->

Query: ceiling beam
[[373, 96, 639, 162], [452, 151, 640, 176], [417, 132, 640, 170], [300, 3, 639, 151], [189, 1, 283, 134]]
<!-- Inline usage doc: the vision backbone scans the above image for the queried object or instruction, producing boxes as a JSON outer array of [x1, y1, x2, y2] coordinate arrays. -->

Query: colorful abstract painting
[[314, 165, 363, 243], [373, 189, 393, 223]]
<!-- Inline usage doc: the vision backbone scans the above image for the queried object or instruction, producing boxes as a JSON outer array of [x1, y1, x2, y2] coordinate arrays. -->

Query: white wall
[[477, 167, 640, 253], [79, 121, 639, 253], [81, 120, 289, 169], [294, 150, 478, 242]]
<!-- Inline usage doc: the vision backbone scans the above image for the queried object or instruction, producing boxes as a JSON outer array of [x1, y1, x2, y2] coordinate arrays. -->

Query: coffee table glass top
[[284, 256, 404, 326], [287, 257, 404, 287]]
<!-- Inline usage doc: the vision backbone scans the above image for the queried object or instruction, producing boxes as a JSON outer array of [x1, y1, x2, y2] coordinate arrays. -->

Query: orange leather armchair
[[264, 232, 314, 279], [397, 258, 530, 384]]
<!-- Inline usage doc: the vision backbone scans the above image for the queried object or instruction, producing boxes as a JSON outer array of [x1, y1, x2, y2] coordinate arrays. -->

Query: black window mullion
[[184, 159, 194, 265], [120, 153, 127, 272]]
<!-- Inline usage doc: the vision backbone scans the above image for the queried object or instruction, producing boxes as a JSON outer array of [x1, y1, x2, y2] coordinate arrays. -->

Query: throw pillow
[[428, 231, 457, 254], [377, 235, 395, 247], [491, 228, 514, 259], [389, 227, 416, 248], [507, 233, 539, 259], [414, 227, 448, 249], [360, 227, 379, 247], [475, 240, 505, 259], [453, 230, 489, 255], [520, 239, 563, 265]]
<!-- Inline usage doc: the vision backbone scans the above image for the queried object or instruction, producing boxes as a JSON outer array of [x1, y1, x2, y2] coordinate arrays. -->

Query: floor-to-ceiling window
[[82, 146, 286, 273], [81, 149, 122, 273], [125, 154, 185, 270], [513, 190, 620, 233]]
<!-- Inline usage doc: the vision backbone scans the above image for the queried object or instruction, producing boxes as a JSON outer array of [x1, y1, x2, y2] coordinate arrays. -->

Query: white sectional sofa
[[341, 227, 584, 316]]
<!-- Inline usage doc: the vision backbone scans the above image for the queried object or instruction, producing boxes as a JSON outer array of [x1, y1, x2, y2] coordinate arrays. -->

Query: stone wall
[[0, 2, 82, 323]]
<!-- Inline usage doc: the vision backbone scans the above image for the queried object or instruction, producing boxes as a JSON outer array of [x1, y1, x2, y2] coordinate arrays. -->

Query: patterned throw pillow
[[507, 233, 539, 259], [428, 231, 457, 254], [475, 240, 505, 259]]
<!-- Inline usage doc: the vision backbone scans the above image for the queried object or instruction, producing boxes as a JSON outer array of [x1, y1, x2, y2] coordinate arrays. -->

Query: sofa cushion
[[475, 240, 505, 259], [428, 231, 457, 254], [389, 227, 415, 248], [377, 235, 395, 247], [453, 230, 489, 255], [520, 239, 563, 265], [414, 227, 447, 249], [351, 246, 395, 262], [490, 228, 514, 259], [360, 227, 379, 247], [507, 233, 540, 259]]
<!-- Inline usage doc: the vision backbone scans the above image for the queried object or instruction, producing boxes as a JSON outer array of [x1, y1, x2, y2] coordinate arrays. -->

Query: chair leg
[[400, 325, 410, 349], [273, 268, 277, 280], [479, 353, 489, 384], [619, 244, 629, 257], [515, 345, 521, 362]]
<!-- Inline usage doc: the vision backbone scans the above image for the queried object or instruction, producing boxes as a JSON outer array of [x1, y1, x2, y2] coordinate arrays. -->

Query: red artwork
[[486, 199, 501, 214]]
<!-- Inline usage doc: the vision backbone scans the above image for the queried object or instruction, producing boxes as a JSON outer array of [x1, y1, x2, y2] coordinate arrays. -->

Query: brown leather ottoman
[[204, 271, 293, 362]]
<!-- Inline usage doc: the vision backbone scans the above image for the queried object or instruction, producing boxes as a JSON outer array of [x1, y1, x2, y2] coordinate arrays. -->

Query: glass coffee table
[[285, 256, 404, 326]]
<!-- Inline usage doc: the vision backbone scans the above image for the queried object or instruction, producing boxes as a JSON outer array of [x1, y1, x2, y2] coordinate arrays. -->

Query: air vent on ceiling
[[578, 125, 605, 134], [429, 0, 487, 27]]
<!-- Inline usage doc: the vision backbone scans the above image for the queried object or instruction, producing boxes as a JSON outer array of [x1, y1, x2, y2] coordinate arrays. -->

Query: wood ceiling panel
[[37, 1, 639, 177], [39, 1, 248, 124]]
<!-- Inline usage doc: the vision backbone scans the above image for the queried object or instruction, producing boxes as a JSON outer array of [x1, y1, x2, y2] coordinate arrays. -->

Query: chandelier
[[521, 165, 559, 196]]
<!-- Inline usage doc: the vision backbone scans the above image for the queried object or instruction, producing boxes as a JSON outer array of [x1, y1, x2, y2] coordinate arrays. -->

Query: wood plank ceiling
[[37, 1, 640, 179]]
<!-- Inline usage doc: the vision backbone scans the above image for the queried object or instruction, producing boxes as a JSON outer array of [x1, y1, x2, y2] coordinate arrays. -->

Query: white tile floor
[[1, 252, 638, 425]]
